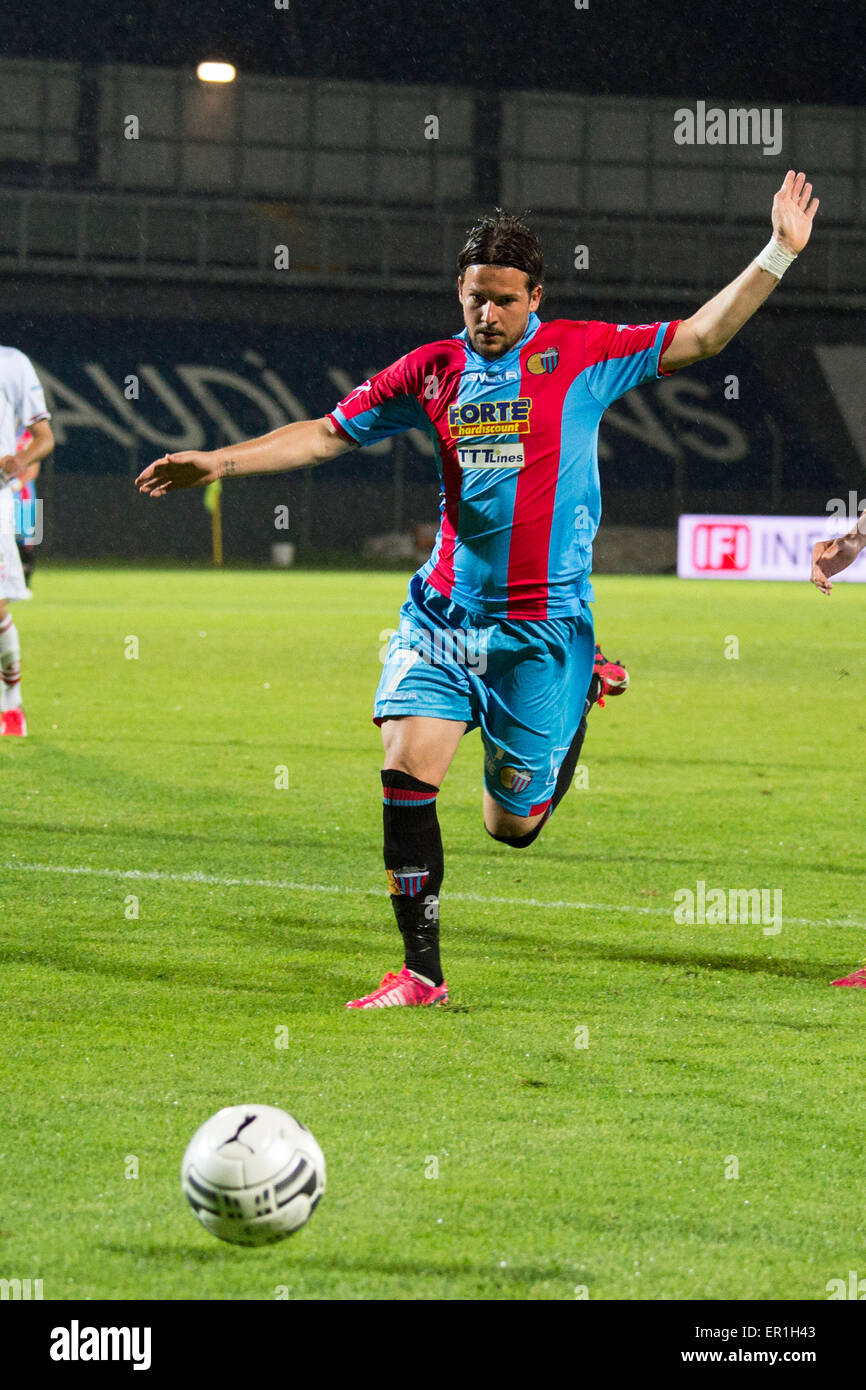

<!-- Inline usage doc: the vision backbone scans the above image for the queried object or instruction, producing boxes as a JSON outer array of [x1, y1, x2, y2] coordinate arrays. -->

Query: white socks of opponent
[[0, 614, 22, 711]]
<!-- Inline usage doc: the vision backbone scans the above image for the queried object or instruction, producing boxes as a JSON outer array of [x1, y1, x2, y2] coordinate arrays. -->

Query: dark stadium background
[[2, 0, 864, 563]]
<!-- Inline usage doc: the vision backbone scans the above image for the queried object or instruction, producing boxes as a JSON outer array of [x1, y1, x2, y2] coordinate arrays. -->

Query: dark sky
[[5, 0, 865, 105]]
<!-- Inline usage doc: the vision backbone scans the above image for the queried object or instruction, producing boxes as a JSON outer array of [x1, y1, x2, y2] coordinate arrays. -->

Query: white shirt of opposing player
[[0, 346, 50, 599], [0, 345, 50, 458]]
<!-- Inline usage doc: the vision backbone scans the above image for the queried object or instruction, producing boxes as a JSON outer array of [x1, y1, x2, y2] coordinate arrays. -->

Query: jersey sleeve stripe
[[656, 320, 682, 375], [326, 411, 358, 443]]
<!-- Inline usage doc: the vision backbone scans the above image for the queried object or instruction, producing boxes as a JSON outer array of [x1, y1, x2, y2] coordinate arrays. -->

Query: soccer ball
[[181, 1104, 326, 1246]]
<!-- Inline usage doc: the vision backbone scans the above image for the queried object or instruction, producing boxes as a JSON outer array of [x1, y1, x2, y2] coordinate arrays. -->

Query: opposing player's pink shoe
[[0, 709, 26, 737], [830, 967, 866, 988], [346, 967, 449, 1009], [591, 642, 629, 709]]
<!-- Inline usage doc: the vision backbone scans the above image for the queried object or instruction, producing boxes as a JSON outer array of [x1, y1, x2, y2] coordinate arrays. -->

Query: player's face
[[458, 266, 543, 359]]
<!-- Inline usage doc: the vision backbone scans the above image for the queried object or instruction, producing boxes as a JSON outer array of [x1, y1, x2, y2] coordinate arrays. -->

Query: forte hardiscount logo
[[448, 399, 532, 437]]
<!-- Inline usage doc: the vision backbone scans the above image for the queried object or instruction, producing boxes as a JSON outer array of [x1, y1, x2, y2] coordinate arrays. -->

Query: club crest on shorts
[[527, 346, 559, 375], [499, 766, 532, 794], [387, 867, 430, 898]]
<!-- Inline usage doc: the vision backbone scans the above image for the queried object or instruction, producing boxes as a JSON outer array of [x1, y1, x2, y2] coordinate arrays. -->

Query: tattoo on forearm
[[220, 458, 238, 478]]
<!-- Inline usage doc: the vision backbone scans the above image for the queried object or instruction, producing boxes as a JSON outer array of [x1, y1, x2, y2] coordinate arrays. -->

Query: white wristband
[[755, 237, 797, 279]]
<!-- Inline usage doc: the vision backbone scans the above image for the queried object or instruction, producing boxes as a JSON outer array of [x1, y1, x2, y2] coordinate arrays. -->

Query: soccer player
[[137, 171, 818, 1008], [0, 347, 54, 738], [811, 513, 866, 986]]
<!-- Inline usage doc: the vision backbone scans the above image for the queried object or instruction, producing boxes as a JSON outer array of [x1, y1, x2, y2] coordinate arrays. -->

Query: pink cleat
[[587, 642, 629, 709], [346, 967, 449, 1010], [830, 967, 866, 988], [0, 709, 27, 737]]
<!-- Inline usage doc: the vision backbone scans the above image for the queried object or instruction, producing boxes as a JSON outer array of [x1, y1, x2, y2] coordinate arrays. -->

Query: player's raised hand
[[135, 451, 220, 498], [771, 170, 819, 255], [810, 535, 861, 595]]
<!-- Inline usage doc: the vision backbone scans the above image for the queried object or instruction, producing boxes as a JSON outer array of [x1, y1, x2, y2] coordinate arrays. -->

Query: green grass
[[1, 567, 865, 1301]]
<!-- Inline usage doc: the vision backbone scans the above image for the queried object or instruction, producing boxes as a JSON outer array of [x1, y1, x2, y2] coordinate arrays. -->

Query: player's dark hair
[[456, 209, 544, 292]]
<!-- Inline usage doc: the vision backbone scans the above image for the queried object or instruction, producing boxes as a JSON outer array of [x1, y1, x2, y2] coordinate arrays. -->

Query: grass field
[[2, 565, 865, 1302]]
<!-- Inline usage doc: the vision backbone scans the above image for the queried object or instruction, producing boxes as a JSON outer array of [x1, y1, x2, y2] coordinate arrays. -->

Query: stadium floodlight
[[196, 61, 237, 84]]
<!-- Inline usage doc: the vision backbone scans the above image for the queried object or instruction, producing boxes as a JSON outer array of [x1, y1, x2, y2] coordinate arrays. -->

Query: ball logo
[[499, 766, 531, 793], [692, 523, 751, 572], [527, 347, 559, 374]]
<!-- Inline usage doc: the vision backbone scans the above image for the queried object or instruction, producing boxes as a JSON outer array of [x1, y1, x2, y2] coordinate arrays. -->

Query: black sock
[[550, 712, 588, 814], [381, 770, 444, 986], [17, 543, 35, 586]]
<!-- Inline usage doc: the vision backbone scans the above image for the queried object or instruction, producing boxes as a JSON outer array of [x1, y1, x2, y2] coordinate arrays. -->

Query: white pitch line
[[4, 861, 865, 931]]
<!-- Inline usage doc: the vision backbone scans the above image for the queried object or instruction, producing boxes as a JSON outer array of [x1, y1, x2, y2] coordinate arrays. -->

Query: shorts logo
[[387, 867, 430, 898], [499, 766, 532, 794], [457, 443, 525, 470], [484, 744, 507, 777], [527, 347, 559, 374], [448, 398, 531, 437]]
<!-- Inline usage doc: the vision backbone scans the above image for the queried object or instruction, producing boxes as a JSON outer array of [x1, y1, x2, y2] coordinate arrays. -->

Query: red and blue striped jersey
[[328, 312, 680, 619]]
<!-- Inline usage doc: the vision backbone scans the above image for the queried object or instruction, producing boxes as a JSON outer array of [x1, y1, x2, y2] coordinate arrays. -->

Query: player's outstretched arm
[[811, 518, 866, 595], [135, 416, 356, 498], [660, 170, 819, 372]]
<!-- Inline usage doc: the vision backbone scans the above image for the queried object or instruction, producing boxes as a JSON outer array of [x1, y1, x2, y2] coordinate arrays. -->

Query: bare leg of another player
[[812, 522, 866, 984]]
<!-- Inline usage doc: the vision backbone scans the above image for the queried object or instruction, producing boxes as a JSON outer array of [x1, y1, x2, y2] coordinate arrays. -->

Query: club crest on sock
[[387, 867, 430, 898]]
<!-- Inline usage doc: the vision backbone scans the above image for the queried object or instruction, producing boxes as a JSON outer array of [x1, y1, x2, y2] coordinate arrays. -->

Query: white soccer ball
[[181, 1104, 326, 1246]]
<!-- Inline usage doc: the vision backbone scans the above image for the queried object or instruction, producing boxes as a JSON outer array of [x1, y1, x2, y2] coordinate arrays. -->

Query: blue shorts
[[374, 575, 595, 815]]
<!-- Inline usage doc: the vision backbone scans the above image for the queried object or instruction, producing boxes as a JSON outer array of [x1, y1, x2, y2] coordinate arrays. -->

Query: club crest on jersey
[[387, 867, 430, 898], [527, 347, 559, 374], [499, 766, 532, 794], [448, 398, 531, 437]]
